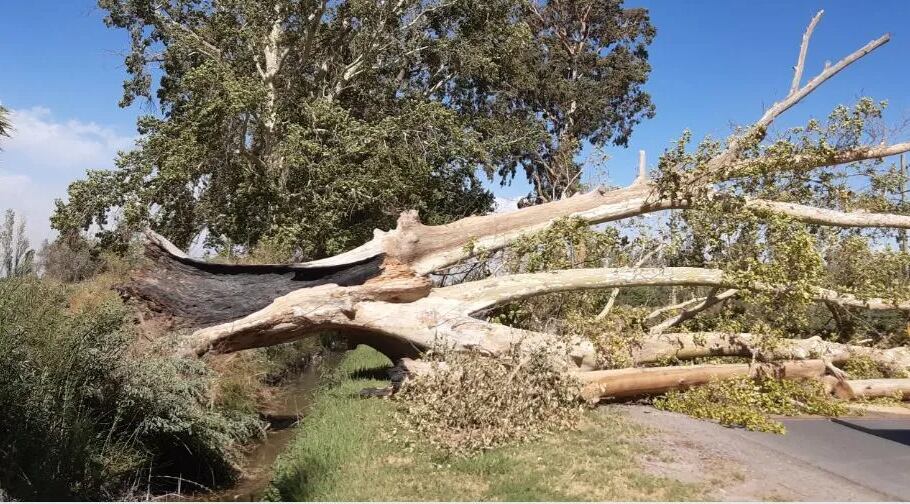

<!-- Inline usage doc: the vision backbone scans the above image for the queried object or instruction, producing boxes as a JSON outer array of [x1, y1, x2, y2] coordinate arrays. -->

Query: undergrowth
[[0, 276, 264, 500], [653, 377, 848, 433]]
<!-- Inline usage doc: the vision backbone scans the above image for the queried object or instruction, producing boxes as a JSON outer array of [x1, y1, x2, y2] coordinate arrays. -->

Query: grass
[[267, 345, 705, 501]]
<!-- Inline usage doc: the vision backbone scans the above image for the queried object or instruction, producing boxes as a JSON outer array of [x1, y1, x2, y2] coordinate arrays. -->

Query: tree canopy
[[52, 0, 655, 257]]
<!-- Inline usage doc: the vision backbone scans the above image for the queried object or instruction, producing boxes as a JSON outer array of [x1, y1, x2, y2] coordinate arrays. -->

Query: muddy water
[[201, 353, 340, 502]]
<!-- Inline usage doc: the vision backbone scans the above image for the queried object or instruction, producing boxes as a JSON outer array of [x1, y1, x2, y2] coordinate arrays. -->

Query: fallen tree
[[122, 11, 910, 414]]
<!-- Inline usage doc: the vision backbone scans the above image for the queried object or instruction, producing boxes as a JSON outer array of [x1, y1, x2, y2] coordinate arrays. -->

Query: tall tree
[[0, 210, 34, 279], [0, 105, 10, 144], [52, 0, 655, 256]]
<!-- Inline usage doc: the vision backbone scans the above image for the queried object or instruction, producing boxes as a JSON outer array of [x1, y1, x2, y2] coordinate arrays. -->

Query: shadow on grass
[[347, 365, 392, 381]]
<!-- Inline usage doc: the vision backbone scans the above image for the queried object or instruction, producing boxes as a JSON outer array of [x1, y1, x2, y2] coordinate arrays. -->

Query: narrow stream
[[200, 352, 341, 502]]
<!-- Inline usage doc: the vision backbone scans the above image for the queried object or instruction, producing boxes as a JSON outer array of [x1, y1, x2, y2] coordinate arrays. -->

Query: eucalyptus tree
[[52, 0, 655, 256], [123, 12, 910, 408]]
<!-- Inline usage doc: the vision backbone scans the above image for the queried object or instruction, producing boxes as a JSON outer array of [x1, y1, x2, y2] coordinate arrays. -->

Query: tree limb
[[632, 332, 910, 372], [647, 288, 739, 335], [576, 360, 828, 402], [791, 10, 824, 95], [743, 197, 910, 228], [438, 267, 910, 314]]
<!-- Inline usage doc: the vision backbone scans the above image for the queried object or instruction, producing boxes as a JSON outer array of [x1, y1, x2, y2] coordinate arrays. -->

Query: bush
[[37, 233, 102, 283], [0, 277, 263, 500], [395, 346, 583, 455]]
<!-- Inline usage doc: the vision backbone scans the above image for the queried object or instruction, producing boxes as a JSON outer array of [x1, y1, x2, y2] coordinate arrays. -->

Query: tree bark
[[846, 379, 910, 400], [576, 360, 827, 402]]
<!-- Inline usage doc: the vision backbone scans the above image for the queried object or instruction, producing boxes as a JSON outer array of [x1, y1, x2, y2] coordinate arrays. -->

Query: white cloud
[[0, 172, 55, 249], [494, 196, 519, 213], [0, 107, 134, 246], [3, 107, 134, 175]]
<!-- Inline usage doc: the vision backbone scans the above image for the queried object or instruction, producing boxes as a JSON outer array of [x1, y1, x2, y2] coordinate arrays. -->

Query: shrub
[[0, 277, 263, 500], [394, 346, 584, 455], [37, 233, 102, 283]]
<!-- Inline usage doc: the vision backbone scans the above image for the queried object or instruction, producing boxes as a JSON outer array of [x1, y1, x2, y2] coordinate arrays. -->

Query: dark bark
[[118, 236, 386, 326]]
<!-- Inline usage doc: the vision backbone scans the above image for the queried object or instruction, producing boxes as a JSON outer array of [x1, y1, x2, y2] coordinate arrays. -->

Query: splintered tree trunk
[[122, 12, 910, 404]]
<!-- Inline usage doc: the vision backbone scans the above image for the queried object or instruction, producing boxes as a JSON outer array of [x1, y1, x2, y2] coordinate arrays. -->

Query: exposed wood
[[644, 296, 706, 323], [122, 11, 910, 413], [791, 11, 824, 95], [744, 198, 910, 229], [576, 360, 827, 402]]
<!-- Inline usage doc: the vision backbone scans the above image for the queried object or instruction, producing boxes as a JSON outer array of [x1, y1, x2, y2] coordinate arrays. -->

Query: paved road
[[749, 418, 910, 500], [615, 405, 910, 501]]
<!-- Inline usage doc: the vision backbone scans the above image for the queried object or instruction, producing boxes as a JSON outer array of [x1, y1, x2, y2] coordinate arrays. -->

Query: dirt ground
[[609, 404, 902, 501]]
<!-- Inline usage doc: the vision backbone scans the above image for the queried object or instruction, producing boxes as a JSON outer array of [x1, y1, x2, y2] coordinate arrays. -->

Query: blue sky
[[1, 0, 909, 247]]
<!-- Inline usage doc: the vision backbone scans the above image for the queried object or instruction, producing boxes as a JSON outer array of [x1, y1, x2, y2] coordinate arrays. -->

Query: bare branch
[[595, 243, 664, 320], [744, 198, 910, 228], [647, 288, 739, 335], [636, 149, 647, 182], [711, 28, 890, 169], [790, 10, 824, 95], [440, 267, 726, 312], [731, 141, 910, 178], [633, 332, 910, 371], [644, 295, 705, 323]]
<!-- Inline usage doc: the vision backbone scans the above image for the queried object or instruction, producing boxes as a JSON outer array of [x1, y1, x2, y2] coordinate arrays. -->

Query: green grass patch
[[267, 345, 704, 501]]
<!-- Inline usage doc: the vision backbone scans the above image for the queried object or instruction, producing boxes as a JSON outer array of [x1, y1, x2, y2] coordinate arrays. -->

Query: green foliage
[[0, 277, 262, 500], [654, 377, 848, 434], [395, 346, 583, 455], [825, 235, 910, 303], [566, 307, 648, 368], [842, 355, 908, 380], [37, 233, 104, 283], [54, 0, 656, 253], [509, 217, 621, 272]]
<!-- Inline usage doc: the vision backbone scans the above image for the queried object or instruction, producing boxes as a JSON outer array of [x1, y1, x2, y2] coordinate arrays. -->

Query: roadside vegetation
[[0, 213, 319, 500], [267, 345, 704, 502], [0, 271, 262, 499]]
